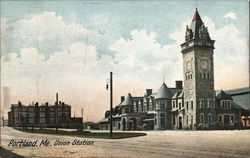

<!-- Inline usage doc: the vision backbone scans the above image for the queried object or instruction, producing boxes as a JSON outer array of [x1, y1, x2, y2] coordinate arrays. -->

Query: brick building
[[100, 9, 249, 130], [8, 101, 82, 129]]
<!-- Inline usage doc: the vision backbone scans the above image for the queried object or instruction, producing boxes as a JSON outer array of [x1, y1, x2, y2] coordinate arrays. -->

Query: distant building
[[99, 9, 249, 130], [8, 101, 83, 129]]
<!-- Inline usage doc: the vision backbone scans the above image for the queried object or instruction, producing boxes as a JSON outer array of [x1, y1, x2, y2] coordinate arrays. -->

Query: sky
[[1, 0, 249, 122]]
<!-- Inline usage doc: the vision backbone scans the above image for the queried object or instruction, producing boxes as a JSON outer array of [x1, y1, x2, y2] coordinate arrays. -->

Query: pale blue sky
[[1, 0, 248, 57], [1, 0, 249, 121]]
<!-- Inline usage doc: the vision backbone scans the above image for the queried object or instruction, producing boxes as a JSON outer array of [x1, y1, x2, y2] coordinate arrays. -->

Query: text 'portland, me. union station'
[[99, 9, 250, 131]]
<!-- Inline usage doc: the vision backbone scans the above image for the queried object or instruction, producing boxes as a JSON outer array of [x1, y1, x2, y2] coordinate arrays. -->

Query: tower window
[[199, 99, 204, 109], [186, 101, 189, 110], [186, 116, 189, 125], [191, 101, 193, 109], [203, 73, 206, 79]]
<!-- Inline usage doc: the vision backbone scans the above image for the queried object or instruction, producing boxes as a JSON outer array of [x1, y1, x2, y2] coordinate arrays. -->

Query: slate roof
[[231, 102, 244, 110], [178, 90, 184, 98], [225, 87, 250, 110], [154, 83, 173, 100], [171, 90, 183, 99], [120, 93, 133, 106], [216, 90, 233, 100]]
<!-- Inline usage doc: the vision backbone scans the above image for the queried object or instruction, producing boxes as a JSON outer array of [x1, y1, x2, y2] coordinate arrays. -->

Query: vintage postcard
[[1, 0, 249, 157]]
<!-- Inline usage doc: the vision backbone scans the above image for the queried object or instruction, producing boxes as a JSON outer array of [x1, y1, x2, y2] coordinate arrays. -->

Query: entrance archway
[[129, 118, 137, 130], [179, 116, 182, 129]]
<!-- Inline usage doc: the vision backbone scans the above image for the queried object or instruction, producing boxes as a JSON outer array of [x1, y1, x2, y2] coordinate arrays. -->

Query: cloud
[[1, 12, 100, 57], [1, 11, 248, 122], [224, 12, 237, 19]]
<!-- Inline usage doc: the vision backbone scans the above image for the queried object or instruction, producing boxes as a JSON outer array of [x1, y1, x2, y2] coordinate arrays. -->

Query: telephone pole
[[110, 72, 113, 138], [56, 93, 58, 134]]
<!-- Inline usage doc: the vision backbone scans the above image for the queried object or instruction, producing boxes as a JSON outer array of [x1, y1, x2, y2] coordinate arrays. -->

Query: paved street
[[1, 127, 250, 158]]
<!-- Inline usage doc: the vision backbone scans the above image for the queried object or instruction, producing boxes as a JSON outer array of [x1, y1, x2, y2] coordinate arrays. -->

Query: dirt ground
[[1, 127, 250, 158]]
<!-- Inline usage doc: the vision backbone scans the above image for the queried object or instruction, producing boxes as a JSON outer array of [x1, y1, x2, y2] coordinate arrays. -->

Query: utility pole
[[56, 93, 58, 134], [81, 108, 84, 131], [110, 72, 113, 138]]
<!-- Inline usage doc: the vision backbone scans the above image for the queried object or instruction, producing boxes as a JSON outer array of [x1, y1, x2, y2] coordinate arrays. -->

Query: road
[[1, 127, 250, 158]]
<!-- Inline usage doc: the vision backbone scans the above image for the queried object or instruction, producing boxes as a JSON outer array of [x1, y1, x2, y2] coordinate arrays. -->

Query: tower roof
[[120, 93, 133, 106], [192, 8, 202, 21], [190, 8, 203, 39], [154, 83, 172, 100]]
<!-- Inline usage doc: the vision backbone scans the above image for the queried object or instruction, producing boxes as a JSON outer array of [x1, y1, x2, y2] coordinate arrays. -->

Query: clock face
[[186, 61, 191, 71], [200, 60, 209, 70]]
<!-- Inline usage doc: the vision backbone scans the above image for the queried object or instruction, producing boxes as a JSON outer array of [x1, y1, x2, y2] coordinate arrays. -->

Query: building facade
[[8, 101, 83, 129], [100, 9, 247, 130]]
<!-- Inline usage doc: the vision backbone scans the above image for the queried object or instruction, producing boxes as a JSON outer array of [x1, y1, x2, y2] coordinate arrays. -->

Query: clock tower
[[181, 9, 215, 128]]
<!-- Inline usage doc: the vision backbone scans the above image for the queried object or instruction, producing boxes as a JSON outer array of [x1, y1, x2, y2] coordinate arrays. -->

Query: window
[[203, 73, 206, 79], [186, 101, 189, 110], [200, 114, 204, 124], [160, 101, 165, 109], [125, 108, 129, 113], [50, 112, 55, 118], [219, 115, 222, 123], [191, 115, 193, 125], [191, 101, 193, 109], [29, 112, 34, 117], [172, 101, 176, 109], [29, 118, 34, 124], [155, 118, 157, 125], [200, 73, 202, 79], [199, 100, 204, 109], [186, 116, 189, 125], [28, 108, 34, 112], [39, 112, 45, 118], [39, 107, 45, 111], [50, 118, 54, 124], [178, 103, 181, 110], [208, 114, 212, 124], [207, 99, 212, 109], [160, 113, 165, 125], [39, 118, 45, 124], [228, 101, 231, 108]]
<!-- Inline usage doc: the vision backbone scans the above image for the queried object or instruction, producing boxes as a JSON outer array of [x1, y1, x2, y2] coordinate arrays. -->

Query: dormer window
[[220, 100, 231, 109]]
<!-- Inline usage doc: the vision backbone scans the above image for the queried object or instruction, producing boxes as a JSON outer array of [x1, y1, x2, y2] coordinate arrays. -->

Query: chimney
[[62, 102, 65, 106], [121, 96, 125, 103], [45, 102, 48, 106], [18, 101, 21, 106], [59, 101, 61, 104], [175, 81, 183, 89], [35, 102, 39, 106], [146, 89, 152, 96]]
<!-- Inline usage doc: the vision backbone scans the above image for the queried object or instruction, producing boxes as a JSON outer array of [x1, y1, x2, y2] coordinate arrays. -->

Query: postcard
[[1, 0, 250, 157]]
